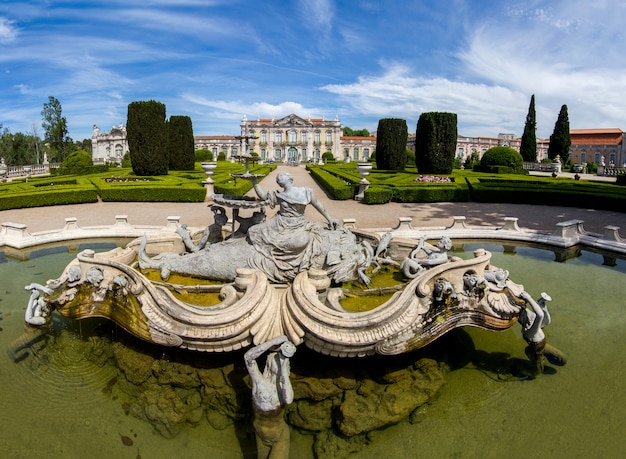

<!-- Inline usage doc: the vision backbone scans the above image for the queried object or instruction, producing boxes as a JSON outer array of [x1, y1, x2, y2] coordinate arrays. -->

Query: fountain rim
[[2, 214, 625, 256]]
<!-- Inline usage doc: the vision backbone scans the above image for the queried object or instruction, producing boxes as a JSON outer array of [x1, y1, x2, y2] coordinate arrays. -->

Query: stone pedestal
[[202, 162, 217, 201], [355, 163, 372, 200]]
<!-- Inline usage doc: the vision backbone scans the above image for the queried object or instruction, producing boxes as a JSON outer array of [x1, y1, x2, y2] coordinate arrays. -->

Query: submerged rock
[[337, 358, 445, 436]]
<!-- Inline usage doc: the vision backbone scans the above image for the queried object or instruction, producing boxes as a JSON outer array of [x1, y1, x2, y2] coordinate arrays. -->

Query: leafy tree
[[194, 149, 213, 162], [547, 105, 571, 161], [59, 149, 93, 175], [322, 151, 334, 162], [77, 138, 93, 153], [406, 149, 416, 166], [414, 112, 457, 174], [520, 94, 537, 162], [0, 127, 39, 165], [41, 96, 71, 162], [126, 100, 168, 175], [343, 126, 371, 137], [375, 118, 408, 170], [167, 115, 195, 170], [480, 146, 523, 170], [463, 150, 480, 169]]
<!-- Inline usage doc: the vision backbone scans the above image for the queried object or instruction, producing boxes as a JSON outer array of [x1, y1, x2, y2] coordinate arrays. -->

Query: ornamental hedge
[[0, 176, 99, 210], [466, 176, 626, 211], [307, 165, 355, 199]]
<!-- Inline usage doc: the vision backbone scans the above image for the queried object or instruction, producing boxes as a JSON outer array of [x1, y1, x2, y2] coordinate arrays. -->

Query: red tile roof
[[570, 128, 623, 145]]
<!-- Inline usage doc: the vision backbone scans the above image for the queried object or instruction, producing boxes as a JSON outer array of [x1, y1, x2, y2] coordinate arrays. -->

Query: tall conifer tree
[[547, 105, 571, 161], [167, 115, 195, 170], [126, 100, 168, 176], [375, 118, 408, 170], [520, 95, 537, 162], [414, 112, 457, 174]]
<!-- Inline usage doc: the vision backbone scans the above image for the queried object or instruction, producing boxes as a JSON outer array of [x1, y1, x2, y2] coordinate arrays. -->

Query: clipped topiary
[[58, 149, 93, 175], [480, 146, 524, 170]]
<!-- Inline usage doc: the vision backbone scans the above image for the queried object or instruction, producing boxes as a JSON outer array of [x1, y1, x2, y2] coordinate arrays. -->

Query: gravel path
[[1, 165, 626, 235]]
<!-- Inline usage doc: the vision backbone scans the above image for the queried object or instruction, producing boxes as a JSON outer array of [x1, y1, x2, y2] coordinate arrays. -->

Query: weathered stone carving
[[245, 335, 295, 459], [138, 172, 373, 285], [19, 176, 557, 361]]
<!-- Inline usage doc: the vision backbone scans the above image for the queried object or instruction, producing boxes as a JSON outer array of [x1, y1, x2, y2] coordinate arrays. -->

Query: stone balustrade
[[2, 214, 625, 256]]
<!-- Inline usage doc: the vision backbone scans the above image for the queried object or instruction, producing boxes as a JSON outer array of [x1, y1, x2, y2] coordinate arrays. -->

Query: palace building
[[193, 114, 376, 162], [91, 115, 625, 168], [91, 124, 128, 164], [568, 128, 625, 167]]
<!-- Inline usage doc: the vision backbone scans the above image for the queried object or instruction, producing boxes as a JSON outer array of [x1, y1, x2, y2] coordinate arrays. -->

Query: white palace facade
[[194, 114, 376, 163], [91, 124, 128, 164], [91, 114, 623, 167]]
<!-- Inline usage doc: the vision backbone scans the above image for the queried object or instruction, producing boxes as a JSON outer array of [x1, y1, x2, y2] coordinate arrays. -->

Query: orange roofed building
[[569, 128, 625, 167]]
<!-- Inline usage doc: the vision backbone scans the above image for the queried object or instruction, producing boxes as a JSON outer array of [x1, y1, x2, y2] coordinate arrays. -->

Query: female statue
[[139, 171, 373, 284]]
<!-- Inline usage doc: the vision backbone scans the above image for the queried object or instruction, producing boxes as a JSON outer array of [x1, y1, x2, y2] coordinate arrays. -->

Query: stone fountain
[[18, 172, 559, 358], [6, 173, 575, 457]]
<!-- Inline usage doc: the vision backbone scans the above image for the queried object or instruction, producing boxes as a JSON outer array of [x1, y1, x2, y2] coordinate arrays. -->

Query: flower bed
[[104, 176, 150, 183], [413, 175, 452, 183]]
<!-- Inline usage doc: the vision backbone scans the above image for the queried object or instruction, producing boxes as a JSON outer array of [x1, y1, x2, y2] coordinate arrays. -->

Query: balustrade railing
[[0, 163, 59, 180]]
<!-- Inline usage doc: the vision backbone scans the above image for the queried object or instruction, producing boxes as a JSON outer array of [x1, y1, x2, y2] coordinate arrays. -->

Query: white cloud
[[181, 93, 321, 121], [0, 17, 18, 43], [299, 0, 333, 33]]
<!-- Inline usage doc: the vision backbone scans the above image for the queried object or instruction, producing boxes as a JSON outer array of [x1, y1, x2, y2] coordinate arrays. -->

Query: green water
[[0, 242, 625, 458]]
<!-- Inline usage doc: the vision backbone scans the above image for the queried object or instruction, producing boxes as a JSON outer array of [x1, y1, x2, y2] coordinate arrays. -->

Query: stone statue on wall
[[518, 291, 567, 377], [400, 236, 452, 278], [24, 283, 53, 326], [244, 335, 296, 459]]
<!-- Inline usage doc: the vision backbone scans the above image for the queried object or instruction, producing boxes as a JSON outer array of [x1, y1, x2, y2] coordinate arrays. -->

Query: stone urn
[[202, 162, 217, 178], [201, 162, 217, 201], [355, 163, 373, 200], [357, 162, 373, 181]]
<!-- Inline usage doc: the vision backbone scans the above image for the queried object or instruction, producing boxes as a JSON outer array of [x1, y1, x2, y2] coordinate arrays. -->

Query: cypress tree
[[547, 105, 571, 161], [375, 118, 408, 170], [520, 95, 537, 162], [126, 100, 168, 176], [167, 115, 195, 170], [414, 112, 457, 174]]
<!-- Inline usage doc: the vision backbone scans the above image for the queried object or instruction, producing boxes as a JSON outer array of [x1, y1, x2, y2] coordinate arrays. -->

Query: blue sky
[[1, 0, 625, 141]]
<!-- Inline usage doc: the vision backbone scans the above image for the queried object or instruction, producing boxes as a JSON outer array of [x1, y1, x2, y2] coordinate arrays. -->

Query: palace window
[[301, 131, 307, 143], [326, 131, 332, 144], [288, 130, 297, 143], [353, 147, 359, 160], [314, 131, 321, 143], [363, 148, 370, 160], [275, 131, 282, 143], [261, 131, 267, 143]]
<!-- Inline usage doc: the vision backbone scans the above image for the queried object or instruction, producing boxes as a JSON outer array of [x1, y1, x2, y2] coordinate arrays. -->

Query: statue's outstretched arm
[[278, 358, 294, 404], [244, 335, 289, 368], [310, 195, 339, 229], [520, 291, 545, 338], [251, 178, 268, 201]]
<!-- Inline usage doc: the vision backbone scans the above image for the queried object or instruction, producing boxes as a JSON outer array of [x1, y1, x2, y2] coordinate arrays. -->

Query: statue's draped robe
[[247, 188, 328, 283], [145, 186, 368, 284]]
